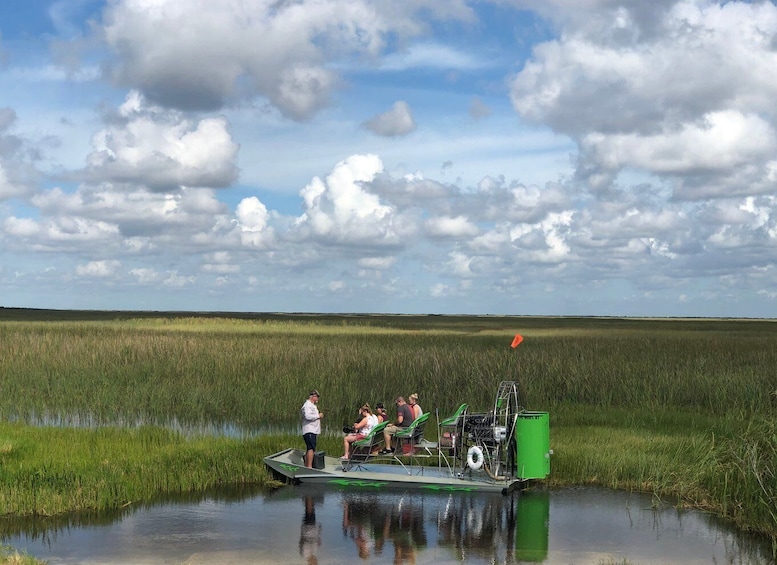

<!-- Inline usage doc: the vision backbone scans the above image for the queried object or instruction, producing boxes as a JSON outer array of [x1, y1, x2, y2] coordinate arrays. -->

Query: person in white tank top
[[340, 404, 378, 460], [408, 393, 423, 420]]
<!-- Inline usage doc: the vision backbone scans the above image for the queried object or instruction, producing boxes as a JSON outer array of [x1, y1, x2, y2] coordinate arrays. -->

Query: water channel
[[2, 485, 772, 564]]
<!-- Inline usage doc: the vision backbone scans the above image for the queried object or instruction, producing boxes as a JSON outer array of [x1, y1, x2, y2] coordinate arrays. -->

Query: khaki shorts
[[385, 424, 406, 436]]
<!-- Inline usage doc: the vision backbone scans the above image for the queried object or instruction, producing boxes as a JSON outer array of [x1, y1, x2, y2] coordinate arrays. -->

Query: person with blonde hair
[[340, 404, 378, 460], [408, 393, 423, 420]]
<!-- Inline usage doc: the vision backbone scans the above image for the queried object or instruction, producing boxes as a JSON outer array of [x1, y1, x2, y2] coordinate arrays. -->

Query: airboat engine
[[459, 381, 550, 481]]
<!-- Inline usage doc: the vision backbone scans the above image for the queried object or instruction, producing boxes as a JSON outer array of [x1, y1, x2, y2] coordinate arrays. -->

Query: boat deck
[[264, 448, 524, 494]]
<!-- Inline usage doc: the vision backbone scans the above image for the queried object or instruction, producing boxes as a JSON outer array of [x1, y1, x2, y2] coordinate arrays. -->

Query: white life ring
[[467, 446, 484, 470]]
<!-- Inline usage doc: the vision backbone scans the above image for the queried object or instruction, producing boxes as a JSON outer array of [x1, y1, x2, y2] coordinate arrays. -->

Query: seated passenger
[[375, 402, 387, 423], [380, 396, 414, 454], [408, 393, 423, 420], [340, 404, 378, 460]]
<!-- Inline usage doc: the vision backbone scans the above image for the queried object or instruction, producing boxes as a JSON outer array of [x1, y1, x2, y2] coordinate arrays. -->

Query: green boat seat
[[440, 403, 468, 428], [393, 412, 432, 456], [439, 403, 468, 459], [344, 421, 389, 467]]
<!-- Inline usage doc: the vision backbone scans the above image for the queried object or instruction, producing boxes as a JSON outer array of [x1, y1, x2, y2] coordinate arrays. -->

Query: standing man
[[380, 396, 414, 454], [301, 389, 323, 468]]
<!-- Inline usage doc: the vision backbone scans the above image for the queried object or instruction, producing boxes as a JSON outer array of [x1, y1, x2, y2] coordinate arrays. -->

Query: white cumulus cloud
[[295, 153, 400, 245], [84, 91, 239, 191]]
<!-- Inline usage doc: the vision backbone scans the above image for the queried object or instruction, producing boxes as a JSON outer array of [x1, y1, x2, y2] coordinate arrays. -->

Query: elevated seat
[[439, 403, 468, 452], [437, 403, 468, 470], [440, 403, 468, 429]]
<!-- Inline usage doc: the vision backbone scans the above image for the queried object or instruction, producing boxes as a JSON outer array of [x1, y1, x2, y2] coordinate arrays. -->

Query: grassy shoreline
[[1, 311, 775, 560], [2, 410, 772, 527], [0, 414, 774, 562]]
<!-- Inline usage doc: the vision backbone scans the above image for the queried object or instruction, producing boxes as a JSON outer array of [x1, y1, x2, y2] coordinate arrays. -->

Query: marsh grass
[[2, 315, 776, 427], [0, 320, 528, 426], [4, 317, 776, 427], [0, 311, 776, 542], [0, 422, 289, 516], [0, 546, 43, 565]]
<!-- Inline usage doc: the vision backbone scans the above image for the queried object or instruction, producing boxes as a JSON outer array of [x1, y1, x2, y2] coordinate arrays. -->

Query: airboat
[[264, 380, 551, 495]]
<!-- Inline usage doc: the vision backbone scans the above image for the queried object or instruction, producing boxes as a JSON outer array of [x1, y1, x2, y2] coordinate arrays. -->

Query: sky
[[1, 0, 777, 317]]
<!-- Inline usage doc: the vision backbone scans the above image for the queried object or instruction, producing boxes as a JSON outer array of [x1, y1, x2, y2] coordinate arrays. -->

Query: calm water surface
[[2, 486, 772, 565]]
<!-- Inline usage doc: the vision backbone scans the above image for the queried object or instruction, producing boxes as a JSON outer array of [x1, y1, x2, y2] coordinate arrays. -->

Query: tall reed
[[1, 317, 776, 427]]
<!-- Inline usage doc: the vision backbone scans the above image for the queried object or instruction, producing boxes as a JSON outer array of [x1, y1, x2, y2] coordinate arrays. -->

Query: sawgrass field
[[0, 308, 775, 557]]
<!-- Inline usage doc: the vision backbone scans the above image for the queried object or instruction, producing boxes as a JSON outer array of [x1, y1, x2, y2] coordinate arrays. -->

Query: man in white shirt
[[301, 389, 323, 468]]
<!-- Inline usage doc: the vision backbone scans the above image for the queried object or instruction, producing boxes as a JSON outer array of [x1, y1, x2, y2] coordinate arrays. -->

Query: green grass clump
[[549, 406, 777, 542], [0, 545, 44, 565], [0, 422, 288, 517]]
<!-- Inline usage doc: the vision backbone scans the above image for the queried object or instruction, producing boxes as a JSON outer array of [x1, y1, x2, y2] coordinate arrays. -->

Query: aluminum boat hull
[[264, 448, 524, 495]]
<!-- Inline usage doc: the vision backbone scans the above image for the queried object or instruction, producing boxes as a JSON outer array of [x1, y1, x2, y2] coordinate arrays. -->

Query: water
[[4, 411, 295, 438], [1, 486, 772, 564]]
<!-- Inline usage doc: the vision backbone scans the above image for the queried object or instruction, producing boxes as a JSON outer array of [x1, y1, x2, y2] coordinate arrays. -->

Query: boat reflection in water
[[4, 485, 772, 564], [340, 492, 427, 564], [436, 490, 549, 562], [329, 488, 549, 564]]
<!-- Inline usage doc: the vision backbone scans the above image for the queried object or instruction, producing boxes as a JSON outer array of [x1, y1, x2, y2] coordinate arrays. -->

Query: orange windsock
[[511, 334, 524, 348]]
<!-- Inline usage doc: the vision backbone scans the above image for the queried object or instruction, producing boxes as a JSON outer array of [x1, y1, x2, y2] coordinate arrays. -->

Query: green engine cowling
[[515, 411, 550, 480]]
